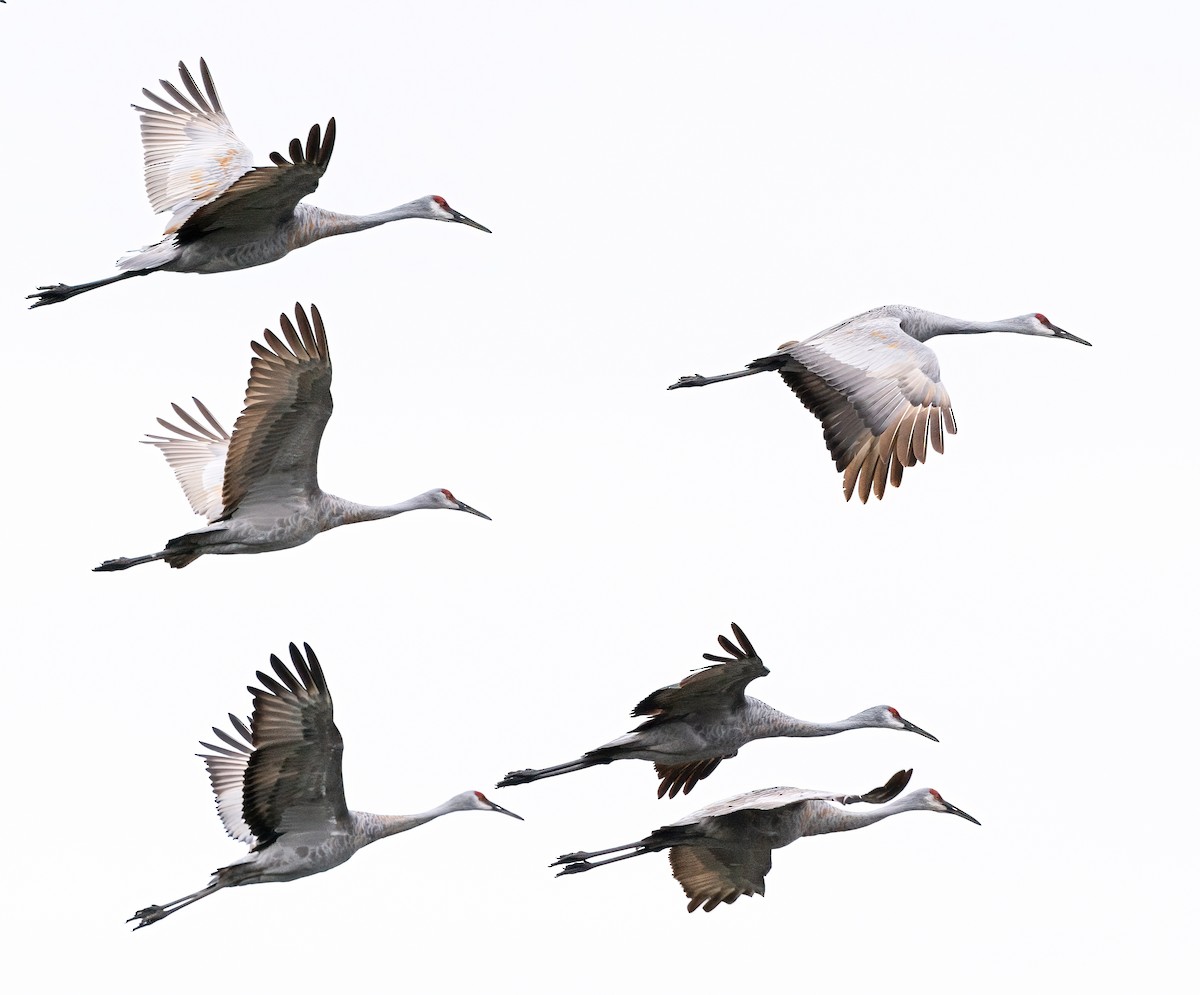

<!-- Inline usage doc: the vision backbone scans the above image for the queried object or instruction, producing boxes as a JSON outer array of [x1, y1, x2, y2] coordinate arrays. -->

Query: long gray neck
[[317, 493, 430, 529], [799, 793, 928, 838], [902, 310, 1031, 342], [302, 200, 431, 241], [748, 699, 876, 738], [351, 800, 459, 847]]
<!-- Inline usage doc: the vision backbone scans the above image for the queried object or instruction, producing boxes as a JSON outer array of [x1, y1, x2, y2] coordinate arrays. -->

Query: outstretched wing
[[143, 398, 230, 521], [241, 643, 349, 846], [632, 623, 768, 719], [220, 303, 333, 519], [682, 770, 915, 821], [198, 714, 257, 844], [653, 755, 728, 799], [668, 842, 772, 913], [133, 59, 256, 234], [177, 119, 335, 242], [768, 309, 957, 502]]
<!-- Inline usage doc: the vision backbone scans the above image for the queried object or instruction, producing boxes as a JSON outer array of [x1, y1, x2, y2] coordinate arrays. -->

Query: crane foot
[[128, 905, 165, 929]]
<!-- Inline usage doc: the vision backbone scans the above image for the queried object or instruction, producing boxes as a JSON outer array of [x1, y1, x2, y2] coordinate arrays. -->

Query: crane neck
[[799, 793, 929, 838], [300, 200, 433, 241], [317, 493, 432, 529], [351, 798, 465, 846], [747, 699, 875, 738], [901, 310, 1031, 342]]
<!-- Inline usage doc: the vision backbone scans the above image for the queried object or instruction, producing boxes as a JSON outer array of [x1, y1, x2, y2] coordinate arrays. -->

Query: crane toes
[[553, 861, 592, 876], [667, 374, 706, 390], [128, 905, 165, 928]]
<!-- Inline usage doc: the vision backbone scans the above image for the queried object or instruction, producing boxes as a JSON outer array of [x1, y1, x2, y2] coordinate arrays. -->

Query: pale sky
[[3, 1, 1196, 992]]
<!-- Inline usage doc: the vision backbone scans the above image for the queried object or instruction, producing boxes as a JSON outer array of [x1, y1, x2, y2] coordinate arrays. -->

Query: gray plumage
[[94, 303, 489, 571], [669, 304, 1091, 501], [553, 769, 979, 912], [29, 59, 489, 307], [498, 623, 937, 798], [129, 643, 522, 929]]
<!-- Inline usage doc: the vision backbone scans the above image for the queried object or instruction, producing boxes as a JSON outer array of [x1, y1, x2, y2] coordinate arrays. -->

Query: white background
[[2, 2, 1196, 991]]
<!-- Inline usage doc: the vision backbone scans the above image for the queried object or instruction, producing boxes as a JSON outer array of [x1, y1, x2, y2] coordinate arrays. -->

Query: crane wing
[[766, 311, 957, 502], [681, 770, 914, 820], [143, 398, 230, 521], [220, 304, 333, 519], [176, 119, 335, 242], [632, 623, 768, 719], [653, 755, 729, 799], [133, 59, 256, 234], [668, 842, 771, 913], [198, 714, 257, 845], [241, 643, 349, 845]]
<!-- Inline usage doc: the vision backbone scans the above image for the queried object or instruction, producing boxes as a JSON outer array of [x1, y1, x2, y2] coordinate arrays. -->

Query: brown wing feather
[[177, 119, 336, 241], [632, 624, 767, 719], [220, 304, 332, 517], [779, 352, 955, 504], [654, 756, 729, 799], [241, 643, 348, 846], [669, 843, 771, 913]]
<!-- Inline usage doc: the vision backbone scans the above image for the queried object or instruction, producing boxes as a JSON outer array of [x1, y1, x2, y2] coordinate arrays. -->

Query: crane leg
[[27, 269, 153, 308], [128, 882, 224, 930], [496, 756, 609, 789], [93, 550, 169, 572], [551, 837, 669, 875]]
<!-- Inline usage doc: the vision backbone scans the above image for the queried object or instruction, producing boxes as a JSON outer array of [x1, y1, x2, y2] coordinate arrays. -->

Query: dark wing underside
[[177, 119, 336, 241], [240, 643, 349, 847], [768, 314, 957, 502], [668, 842, 772, 912], [632, 623, 768, 719], [220, 303, 333, 518]]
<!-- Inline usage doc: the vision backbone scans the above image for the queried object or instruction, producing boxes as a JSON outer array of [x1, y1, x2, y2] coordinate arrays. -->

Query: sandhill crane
[[129, 642, 522, 929], [553, 768, 978, 912], [668, 304, 1091, 502], [498, 623, 936, 798], [94, 303, 489, 571], [28, 59, 489, 308]]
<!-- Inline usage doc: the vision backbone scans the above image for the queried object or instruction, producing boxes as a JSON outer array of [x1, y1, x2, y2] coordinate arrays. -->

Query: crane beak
[[489, 800, 524, 820], [1049, 323, 1091, 347], [449, 208, 492, 233], [942, 799, 981, 826], [901, 717, 939, 742], [455, 500, 492, 521]]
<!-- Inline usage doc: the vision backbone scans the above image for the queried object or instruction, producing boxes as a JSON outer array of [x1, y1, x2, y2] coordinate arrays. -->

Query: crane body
[[94, 304, 489, 571], [29, 60, 489, 307], [498, 623, 936, 798], [669, 304, 1091, 501], [129, 643, 521, 929], [553, 769, 979, 912]]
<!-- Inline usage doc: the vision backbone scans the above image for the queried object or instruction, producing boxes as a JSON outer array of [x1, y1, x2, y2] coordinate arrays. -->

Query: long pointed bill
[[450, 209, 491, 233], [1050, 324, 1092, 346], [489, 800, 523, 820], [902, 718, 939, 742], [943, 799, 981, 826], [456, 500, 492, 521]]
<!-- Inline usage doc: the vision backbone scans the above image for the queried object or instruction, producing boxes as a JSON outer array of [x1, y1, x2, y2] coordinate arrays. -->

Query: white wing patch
[[143, 398, 230, 522], [198, 715, 256, 845], [133, 59, 255, 234]]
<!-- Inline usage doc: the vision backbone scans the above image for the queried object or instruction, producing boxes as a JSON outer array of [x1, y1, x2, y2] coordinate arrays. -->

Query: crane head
[[423, 488, 492, 520], [428, 195, 492, 233], [855, 705, 939, 741], [1027, 313, 1091, 346], [922, 788, 981, 825], [466, 790, 524, 820]]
